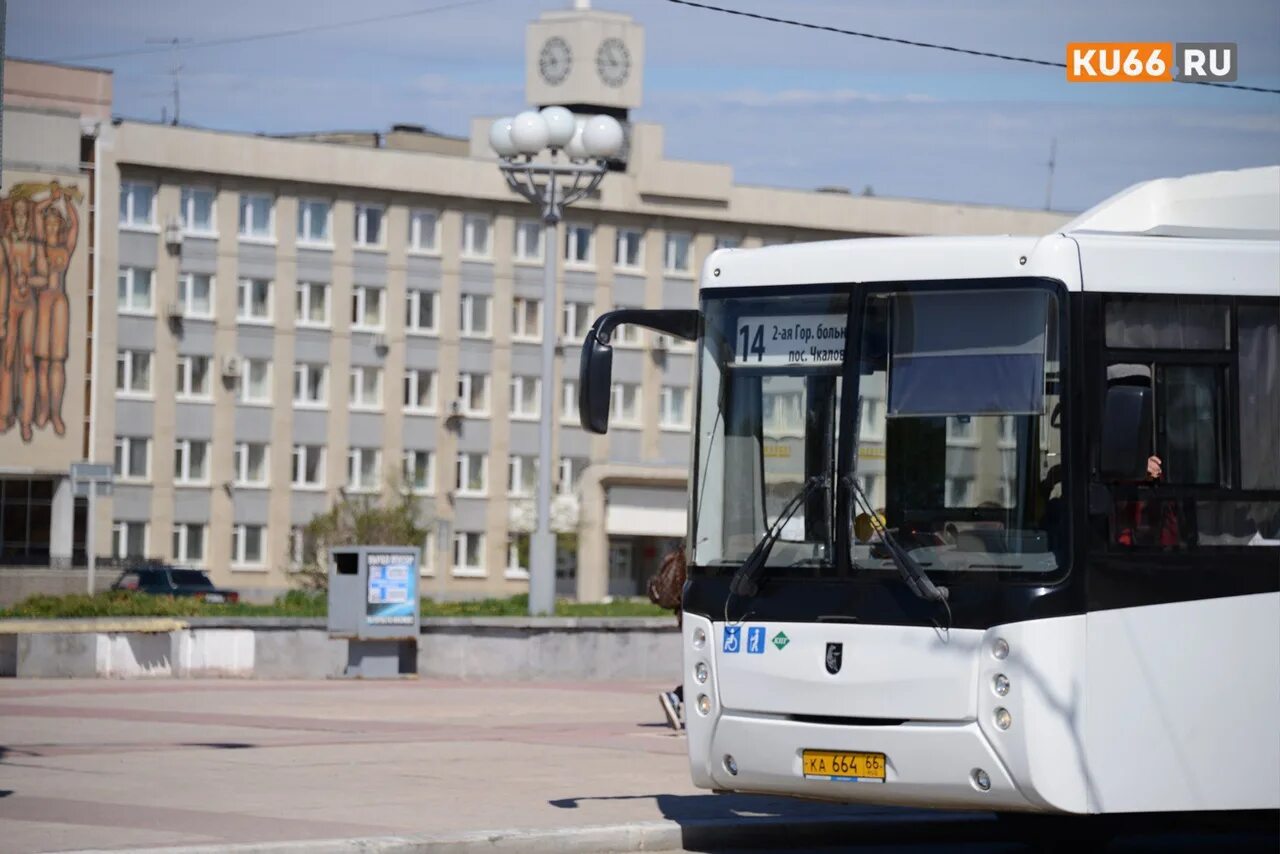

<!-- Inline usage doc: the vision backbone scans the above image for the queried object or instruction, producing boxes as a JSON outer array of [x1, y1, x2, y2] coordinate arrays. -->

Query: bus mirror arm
[[578, 309, 702, 435]]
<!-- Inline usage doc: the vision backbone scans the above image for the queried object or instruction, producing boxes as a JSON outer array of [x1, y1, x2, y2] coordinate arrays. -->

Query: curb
[[65, 812, 995, 854]]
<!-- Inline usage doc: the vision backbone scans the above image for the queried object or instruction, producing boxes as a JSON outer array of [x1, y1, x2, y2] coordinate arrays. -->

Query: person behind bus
[[647, 543, 687, 730]]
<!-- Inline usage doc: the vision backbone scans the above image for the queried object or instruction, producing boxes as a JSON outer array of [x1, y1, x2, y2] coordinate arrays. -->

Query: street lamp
[[490, 106, 624, 616]]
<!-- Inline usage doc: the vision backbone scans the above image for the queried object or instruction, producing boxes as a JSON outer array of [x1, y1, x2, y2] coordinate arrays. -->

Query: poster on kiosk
[[366, 552, 417, 625]]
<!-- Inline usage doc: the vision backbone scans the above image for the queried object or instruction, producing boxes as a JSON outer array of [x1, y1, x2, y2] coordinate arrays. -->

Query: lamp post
[[490, 106, 624, 616]]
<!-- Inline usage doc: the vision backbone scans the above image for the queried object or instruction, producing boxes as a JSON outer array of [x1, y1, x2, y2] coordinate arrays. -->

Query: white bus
[[579, 166, 1279, 814]]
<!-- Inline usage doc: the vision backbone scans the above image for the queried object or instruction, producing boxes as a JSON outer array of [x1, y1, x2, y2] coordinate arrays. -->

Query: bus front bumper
[[694, 711, 1049, 812]]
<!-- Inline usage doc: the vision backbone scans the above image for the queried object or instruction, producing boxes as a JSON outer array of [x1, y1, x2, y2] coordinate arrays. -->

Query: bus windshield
[[692, 284, 1066, 578]]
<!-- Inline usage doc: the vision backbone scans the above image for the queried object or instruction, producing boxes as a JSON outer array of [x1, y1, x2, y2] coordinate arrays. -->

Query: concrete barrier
[[0, 617, 678, 680]]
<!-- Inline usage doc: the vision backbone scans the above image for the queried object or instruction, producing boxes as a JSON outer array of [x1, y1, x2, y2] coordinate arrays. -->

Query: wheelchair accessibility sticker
[[723, 626, 741, 653]]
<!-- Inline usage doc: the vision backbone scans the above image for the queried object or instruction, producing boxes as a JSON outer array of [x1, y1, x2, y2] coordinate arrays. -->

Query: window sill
[[660, 424, 692, 433], [451, 567, 487, 578], [454, 490, 488, 499], [614, 264, 645, 275], [459, 333, 493, 341], [407, 247, 442, 258], [238, 234, 277, 246], [115, 391, 155, 401], [118, 309, 156, 318], [509, 413, 540, 422], [174, 480, 212, 489], [115, 478, 152, 486], [349, 404, 384, 413], [564, 262, 596, 272], [120, 223, 160, 234], [295, 320, 332, 331], [353, 243, 387, 253], [406, 328, 440, 337], [459, 254, 494, 263], [612, 422, 643, 431], [237, 399, 274, 408], [513, 257, 545, 267], [404, 408, 439, 417], [504, 568, 531, 581], [290, 483, 326, 492], [297, 240, 334, 251], [230, 563, 268, 573], [459, 410, 490, 419], [511, 335, 543, 345], [237, 318, 275, 327], [183, 229, 218, 240], [351, 325, 387, 335], [234, 482, 271, 490], [293, 401, 329, 410], [663, 269, 695, 279], [175, 395, 214, 404]]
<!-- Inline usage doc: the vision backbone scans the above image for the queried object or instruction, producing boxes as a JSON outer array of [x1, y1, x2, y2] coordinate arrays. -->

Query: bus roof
[[1063, 165, 1279, 240]]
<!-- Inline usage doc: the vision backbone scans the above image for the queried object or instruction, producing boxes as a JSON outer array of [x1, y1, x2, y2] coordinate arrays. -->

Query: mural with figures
[[1, 181, 81, 443]]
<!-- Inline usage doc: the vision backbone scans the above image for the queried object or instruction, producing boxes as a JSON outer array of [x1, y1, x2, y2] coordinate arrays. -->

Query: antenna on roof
[[146, 36, 190, 125], [1044, 137, 1057, 211]]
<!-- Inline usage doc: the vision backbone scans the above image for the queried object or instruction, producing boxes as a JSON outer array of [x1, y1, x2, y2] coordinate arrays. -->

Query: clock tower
[[525, 0, 644, 118]]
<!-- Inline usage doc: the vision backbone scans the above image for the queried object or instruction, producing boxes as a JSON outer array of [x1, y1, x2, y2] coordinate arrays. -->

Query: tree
[[294, 486, 431, 591]]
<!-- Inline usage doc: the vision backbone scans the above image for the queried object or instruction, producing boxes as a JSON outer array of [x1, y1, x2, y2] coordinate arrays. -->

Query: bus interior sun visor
[[888, 290, 1050, 418]]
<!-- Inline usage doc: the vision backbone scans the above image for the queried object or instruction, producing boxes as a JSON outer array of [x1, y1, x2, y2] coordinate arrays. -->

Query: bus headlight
[[694, 662, 709, 684], [993, 674, 1010, 696], [696, 694, 711, 715], [994, 707, 1012, 730], [992, 638, 1009, 660], [692, 627, 707, 649], [971, 768, 991, 791]]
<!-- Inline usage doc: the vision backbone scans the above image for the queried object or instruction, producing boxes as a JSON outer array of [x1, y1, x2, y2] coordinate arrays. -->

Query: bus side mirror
[[579, 326, 614, 434], [1099, 385, 1152, 480]]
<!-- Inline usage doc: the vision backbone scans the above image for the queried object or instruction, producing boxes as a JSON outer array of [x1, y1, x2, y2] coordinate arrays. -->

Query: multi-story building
[[0, 3, 1068, 601]]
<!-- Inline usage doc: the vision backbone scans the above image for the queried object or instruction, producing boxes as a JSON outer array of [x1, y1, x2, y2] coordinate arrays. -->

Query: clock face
[[596, 37, 631, 87], [539, 37, 572, 85]]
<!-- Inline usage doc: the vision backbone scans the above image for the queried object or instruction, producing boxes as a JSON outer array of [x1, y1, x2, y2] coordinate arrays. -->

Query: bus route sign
[[734, 314, 847, 368]]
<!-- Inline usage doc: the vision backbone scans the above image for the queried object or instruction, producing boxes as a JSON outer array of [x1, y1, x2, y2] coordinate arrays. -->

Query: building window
[[403, 450, 435, 494], [173, 439, 209, 484], [559, 456, 586, 496], [946, 415, 977, 445], [514, 220, 542, 261], [506, 532, 531, 577], [616, 228, 644, 269], [611, 382, 640, 426], [172, 523, 205, 565], [295, 282, 330, 326], [664, 231, 693, 274], [564, 223, 594, 265], [351, 285, 385, 330], [175, 355, 211, 400], [510, 375, 540, 419], [660, 385, 690, 430], [235, 442, 270, 487], [239, 193, 274, 240], [290, 525, 318, 566], [461, 214, 491, 258], [297, 199, 331, 244], [180, 187, 216, 234], [406, 290, 438, 335], [409, 209, 439, 252], [453, 531, 485, 575], [231, 524, 264, 566], [508, 455, 537, 497], [421, 530, 436, 576], [511, 297, 541, 341], [291, 444, 325, 488], [348, 447, 381, 492], [293, 363, 328, 406], [178, 273, 214, 318], [562, 301, 593, 342], [612, 306, 642, 346], [457, 372, 490, 416], [714, 235, 741, 251], [112, 521, 148, 559], [119, 182, 155, 228], [354, 203, 384, 247], [115, 349, 152, 396], [238, 358, 272, 404], [404, 369, 437, 413], [561, 379, 577, 422], [459, 293, 491, 337], [117, 267, 154, 314], [237, 278, 273, 323], [349, 365, 383, 409], [455, 452, 488, 495], [114, 436, 150, 481]]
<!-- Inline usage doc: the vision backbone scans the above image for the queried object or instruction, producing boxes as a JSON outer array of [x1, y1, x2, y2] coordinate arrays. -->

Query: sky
[[9, 0, 1280, 212]]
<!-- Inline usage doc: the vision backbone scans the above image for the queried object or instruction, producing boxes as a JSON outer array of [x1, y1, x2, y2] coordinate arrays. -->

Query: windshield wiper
[[729, 475, 828, 599], [844, 474, 949, 603]]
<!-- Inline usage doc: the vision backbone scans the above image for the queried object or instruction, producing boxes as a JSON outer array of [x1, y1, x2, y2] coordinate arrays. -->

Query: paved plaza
[[0, 678, 874, 852]]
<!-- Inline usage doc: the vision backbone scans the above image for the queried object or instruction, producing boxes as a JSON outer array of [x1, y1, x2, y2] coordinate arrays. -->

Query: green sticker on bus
[[771, 631, 790, 651]]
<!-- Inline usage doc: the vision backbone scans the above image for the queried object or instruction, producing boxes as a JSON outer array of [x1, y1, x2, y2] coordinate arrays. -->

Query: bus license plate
[[802, 750, 886, 782]]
